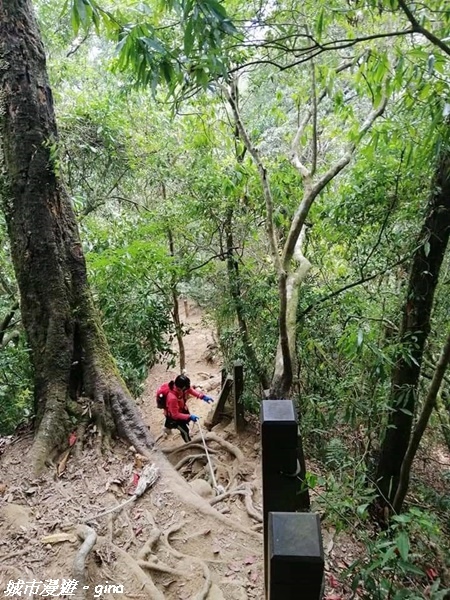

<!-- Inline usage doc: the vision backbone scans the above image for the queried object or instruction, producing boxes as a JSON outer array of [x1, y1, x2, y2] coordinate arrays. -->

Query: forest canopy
[[0, 0, 449, 597]]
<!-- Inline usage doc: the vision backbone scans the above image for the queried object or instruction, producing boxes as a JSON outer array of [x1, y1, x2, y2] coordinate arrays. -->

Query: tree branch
[[0, 302, 19, 345], [228, 30, 413, 75], [360, 149, 404, 273], [397, 0, 450, 57], [284, 93, 388, 266], [224, 80, 281, 271], [310, 59, 318, 178], [298, 256, 410, 320]]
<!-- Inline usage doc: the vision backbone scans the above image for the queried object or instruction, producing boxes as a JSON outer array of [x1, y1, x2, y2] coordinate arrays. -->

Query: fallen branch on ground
[[84, 463, 159, 522]]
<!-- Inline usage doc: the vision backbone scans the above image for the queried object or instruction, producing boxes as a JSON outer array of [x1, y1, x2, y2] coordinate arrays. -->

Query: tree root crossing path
[[0, 301, 264, 599]]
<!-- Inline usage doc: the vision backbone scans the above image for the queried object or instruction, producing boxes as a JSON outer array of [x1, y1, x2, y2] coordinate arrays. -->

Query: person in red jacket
[[162, 374, 214, 442]]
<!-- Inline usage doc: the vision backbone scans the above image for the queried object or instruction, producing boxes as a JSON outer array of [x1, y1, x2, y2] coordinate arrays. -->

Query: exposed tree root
[[196, 560, 213, 600], [137, 529, 161, 561], [162, 522, 212, 600], [241, 483, 263, 523], [210, 484, 262, 523], [164, 443, 218, 455], [149, 452, 262, 538], [174, 453, 207, 471], [138, 559, 185, 577], [135, 513, 188, 578], [108, 539, 165, 600], [210, 489, 247, 506], [171, 528, 213, 543], [0, 548, 29, 563], [164, 434, 242, 462], [202, 432, 244, 463], [73, 525, 97, 600]]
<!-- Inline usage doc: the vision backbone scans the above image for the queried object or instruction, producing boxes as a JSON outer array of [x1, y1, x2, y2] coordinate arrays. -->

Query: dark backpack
[[156, 382, 171, 409]]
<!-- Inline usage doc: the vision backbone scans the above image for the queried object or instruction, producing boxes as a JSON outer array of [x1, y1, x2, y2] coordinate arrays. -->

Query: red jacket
[[165, 385, 205, 421]]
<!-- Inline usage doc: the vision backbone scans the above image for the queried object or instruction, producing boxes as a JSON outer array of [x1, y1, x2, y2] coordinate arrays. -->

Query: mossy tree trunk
[[0, 0, 153, 472]]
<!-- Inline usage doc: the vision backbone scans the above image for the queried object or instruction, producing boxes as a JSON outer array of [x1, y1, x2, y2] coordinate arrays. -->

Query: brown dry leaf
[[41, 532, 77, 545], [57, 448, 71, 477], [134, 453, 148, 468], [0, 483, 7, 494]]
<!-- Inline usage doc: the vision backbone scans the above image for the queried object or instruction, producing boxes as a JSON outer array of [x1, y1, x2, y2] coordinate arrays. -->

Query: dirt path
[[140, 300, 222, 438], [0, 301, 265, 600]]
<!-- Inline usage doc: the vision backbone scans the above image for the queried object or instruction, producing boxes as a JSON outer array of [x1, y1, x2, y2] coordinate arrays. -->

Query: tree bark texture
[[270, 232, 311, 399], [376, 147, 450, 504], [393, 329, 450, 513], [0, 0, 153, 471]]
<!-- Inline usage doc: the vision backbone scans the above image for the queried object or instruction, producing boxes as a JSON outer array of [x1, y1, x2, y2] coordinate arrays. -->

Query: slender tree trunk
[[0, 0, 153, 472], [224, 209, 270, 390], [270, 232, 311, 398], [376, 147, 450, 504], [167, 227, 185, 371], [393, 330, 450, 513]]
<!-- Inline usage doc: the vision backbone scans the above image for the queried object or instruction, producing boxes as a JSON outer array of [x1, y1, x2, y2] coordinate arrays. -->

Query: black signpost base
[[261, 400, 324, 599], [268, 512, 324, 600]]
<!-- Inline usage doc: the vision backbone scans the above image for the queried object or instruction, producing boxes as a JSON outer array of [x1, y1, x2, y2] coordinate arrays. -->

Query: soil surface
[[0, 302, 266, 600]]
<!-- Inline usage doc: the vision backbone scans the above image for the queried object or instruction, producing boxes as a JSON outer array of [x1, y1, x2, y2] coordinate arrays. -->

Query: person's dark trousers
[[165, 417, 191, 442]]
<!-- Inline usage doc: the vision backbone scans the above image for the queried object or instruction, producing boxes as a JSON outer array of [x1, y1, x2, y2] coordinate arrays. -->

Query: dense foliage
[[0, 0, 449, 596]]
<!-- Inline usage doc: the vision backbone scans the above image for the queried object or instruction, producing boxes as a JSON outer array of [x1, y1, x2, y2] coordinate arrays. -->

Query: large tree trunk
[[0, 0, 153, 472], [376, 146, 450, 505]]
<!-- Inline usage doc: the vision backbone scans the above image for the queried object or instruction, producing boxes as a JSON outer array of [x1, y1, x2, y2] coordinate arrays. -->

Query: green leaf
[[316, 8, 324, 39], [399, 408, 413, 416], [76, 0, 87, 26], [398, 560, 424, 576], [142, 37, 166, 54], [184, 19, 195, 55], [396, 531, 410, 561], [424, 240, 430, 256], [71, 2, 81, 34], [205, 0, 227, 20]]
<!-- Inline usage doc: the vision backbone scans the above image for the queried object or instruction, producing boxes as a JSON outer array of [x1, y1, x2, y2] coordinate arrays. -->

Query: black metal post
[[268, 512, 324, 599], [261, 400, 299, 592]]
